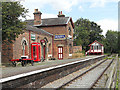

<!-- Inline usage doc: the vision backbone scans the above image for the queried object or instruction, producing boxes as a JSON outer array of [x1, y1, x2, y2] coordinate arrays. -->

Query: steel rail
[[57, 58, 109, 89]]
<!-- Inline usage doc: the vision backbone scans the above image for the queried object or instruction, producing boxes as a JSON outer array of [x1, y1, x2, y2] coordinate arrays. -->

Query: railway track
[[1, 55, 105, 88], [57, 57, 114, 89]]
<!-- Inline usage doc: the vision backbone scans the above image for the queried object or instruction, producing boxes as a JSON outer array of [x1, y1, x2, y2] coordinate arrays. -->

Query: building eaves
[[25, 25, 53, 36]]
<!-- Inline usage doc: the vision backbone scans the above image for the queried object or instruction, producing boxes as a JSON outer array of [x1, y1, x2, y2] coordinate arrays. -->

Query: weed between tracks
[[116, 70, 119, 90], [116, 58, 120, 90]]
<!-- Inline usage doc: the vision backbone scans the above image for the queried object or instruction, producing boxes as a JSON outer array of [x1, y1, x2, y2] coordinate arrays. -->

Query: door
[[43, 45, 46, 60], [58, 47, 63, 60], [32, 46, 37, 60]]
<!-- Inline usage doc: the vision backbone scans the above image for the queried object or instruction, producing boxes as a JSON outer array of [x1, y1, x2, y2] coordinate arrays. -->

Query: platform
[[1, 56, 97, 78]]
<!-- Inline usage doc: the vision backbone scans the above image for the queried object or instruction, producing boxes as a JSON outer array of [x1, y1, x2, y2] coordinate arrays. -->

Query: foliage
[[74, 18, 103, 51], [2, 2, 28, 43], [104, 30, 118, 54]]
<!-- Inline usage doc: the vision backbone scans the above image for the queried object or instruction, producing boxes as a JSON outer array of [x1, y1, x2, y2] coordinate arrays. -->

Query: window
[[69, 27, 71, 35], [94, 46, 97, 50], [98, 45, 102, 50], [97, 46, 98, 50], [33, 46, 36, 57], [91, 46, 93, 50], [22, 40, 27, 55]]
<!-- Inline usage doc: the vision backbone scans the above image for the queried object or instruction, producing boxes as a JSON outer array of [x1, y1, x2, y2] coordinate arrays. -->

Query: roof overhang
[[88, 40, 103, 46]]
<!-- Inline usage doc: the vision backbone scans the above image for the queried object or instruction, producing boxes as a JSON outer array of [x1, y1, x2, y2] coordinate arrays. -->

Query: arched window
[[68, 27, 71, 35], [22, 40, 28, 56], [22, 40, 27, 55]]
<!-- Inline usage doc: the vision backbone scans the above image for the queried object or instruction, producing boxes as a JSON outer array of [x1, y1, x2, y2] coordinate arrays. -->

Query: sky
[[19, 0, 119, 36]]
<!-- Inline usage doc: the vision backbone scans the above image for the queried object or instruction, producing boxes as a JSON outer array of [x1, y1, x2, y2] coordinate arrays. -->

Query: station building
[[2, 9, 75, 63], [26, 9, 74, 60]]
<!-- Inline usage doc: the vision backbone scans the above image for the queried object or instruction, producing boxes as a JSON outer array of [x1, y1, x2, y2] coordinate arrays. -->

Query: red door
[[43, 46, 45, 60], [32, 45, 37, 60], [58, 47, 63, 60]]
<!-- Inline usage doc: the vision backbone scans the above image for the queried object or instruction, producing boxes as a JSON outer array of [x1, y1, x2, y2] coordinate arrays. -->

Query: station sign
[[54, 34, 66, 40], [31, 34, 36, 41]]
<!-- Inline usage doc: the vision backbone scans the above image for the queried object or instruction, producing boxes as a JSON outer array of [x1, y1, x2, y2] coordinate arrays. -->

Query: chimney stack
[[58, 11, 65, 17], [33, 9, 42, 25]]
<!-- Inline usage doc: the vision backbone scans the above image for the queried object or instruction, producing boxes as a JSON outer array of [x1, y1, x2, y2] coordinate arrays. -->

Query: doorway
[[58, 47, 63, 60]]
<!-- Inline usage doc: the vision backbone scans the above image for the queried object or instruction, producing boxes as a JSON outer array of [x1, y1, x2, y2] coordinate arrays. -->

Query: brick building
[[2, 9, 75, 63], [2, 25, 53, 63], [26, 9, 74, 59]]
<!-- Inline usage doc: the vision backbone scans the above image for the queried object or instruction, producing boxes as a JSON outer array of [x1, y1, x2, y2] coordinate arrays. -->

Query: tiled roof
[[25, 25, 53, 36], [25, 17, 70, 26]]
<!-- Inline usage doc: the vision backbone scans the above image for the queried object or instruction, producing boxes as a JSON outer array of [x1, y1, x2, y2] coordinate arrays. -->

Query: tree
[[104, 30, 118, 54], [74, 18, 103, 51], [89, 22, 103, 44], [2, 2, 28, 42]]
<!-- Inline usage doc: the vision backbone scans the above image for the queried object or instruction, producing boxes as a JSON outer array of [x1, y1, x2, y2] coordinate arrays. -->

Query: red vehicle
[[10, 42, 41, 67]]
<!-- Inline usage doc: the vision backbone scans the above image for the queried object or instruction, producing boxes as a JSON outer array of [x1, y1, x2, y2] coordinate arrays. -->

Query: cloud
[[42, 13, 57, 19], [89, 0, 106, 8], [75, 0, 119, 8], [97, 19, 118, 36], [21, 0, 79, 12], [19, 12, 57, 20], [89, 0, 119, 8], [78, 6, 84, 12]]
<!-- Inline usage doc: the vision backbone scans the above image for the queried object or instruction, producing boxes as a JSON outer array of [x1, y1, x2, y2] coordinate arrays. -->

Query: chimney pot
[[58, 11, 65, 17], [61, 11, 62, 14], [59, 11, 60, 15], [35, 9, 38, 12]]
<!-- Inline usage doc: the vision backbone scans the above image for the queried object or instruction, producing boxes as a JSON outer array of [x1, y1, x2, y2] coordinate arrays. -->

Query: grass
[[116, 70, 119, 90], [104, 55, 116, 60], [72, 53, 85, 59], [116, 58, 120, 89], [104, 57, 113, 60]]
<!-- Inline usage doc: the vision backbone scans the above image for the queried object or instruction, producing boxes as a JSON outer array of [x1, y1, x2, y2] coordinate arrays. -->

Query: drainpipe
[[29, 30, 31, 58], [52, 36, 54, 58]]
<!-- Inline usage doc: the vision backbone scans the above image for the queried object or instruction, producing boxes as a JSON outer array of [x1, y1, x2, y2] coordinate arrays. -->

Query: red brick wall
[[53, 40, 69, 59], [13, 30, 53, 60], [2, 41, 13, 63], [2, 30, 53, 63], [41, 26, 67, 36], [38, 20, 74, 59], [73, 46, 82, 53], [13, 31, 29, 59]]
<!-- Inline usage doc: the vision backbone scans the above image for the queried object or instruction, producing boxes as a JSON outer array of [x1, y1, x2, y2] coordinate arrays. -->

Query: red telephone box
[[31, 42, 41, 62]]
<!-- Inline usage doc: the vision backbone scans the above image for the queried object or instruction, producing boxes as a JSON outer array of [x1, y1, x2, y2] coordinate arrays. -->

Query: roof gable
[[89, 40, 103, 46]]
